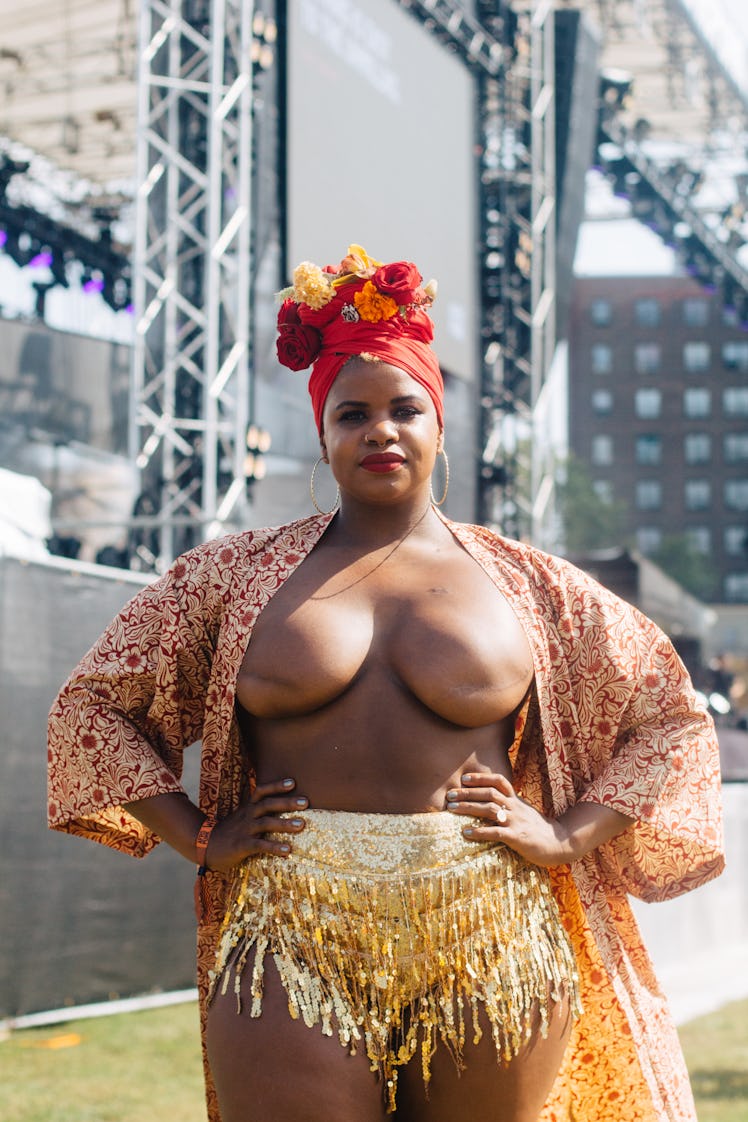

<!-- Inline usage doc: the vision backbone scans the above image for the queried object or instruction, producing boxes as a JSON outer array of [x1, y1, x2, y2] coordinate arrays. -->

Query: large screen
[[287, 0, 477, 381]]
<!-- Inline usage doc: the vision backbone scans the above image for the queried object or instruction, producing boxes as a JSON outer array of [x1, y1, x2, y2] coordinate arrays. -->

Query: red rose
[[277, 298, 301, 327], [276, 323, 322, 371], [371, 261, 423, 305]]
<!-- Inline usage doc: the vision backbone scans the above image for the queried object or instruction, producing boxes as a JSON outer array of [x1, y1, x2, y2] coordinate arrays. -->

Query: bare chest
[[236, 542, 534, 728]]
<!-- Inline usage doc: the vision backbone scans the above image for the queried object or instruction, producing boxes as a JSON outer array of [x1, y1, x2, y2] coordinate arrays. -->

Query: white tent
[[0, 467, 51, 560]]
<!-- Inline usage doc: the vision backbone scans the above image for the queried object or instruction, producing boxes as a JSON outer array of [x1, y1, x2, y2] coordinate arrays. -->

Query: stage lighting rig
[[0, 208, 132, 314], [598, 68, 633, 116]]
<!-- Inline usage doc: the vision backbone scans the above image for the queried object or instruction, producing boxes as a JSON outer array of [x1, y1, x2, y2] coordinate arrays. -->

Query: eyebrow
[[332, 394, 423, 412]]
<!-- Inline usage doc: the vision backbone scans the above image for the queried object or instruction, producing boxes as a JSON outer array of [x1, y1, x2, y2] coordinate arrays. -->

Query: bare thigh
[[394, 994, 573, 1122], [205, 949, 389, 1122]]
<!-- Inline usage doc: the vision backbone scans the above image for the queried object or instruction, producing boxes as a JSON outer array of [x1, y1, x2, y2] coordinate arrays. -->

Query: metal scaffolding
[[471, 2, 553, 537], [131, 0, 255, 567], [571, 0, 748, 314], [401, 1, 551, 537], [127, 0, 746, 558], [130, 0, 548, 559], [4, 0, 748, 563], [530, 1, 556, 408], [398, 0, 505, 75]]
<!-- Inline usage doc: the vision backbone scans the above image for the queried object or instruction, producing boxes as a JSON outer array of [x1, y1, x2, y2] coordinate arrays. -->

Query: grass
[[0, 1003, 205, 1122], [679, 1000, 748, 1122], [0, 998, 746, 1120]]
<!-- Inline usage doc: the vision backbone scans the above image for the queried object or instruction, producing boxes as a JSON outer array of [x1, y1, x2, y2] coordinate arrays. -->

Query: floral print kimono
[[48, 513, 724, 1122]]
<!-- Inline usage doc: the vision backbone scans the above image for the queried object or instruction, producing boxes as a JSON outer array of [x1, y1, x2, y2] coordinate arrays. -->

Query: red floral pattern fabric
[[48, 513, 724, 1121]]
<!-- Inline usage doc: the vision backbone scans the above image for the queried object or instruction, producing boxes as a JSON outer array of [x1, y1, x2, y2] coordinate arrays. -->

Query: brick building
[[568, 272, 748, 603]]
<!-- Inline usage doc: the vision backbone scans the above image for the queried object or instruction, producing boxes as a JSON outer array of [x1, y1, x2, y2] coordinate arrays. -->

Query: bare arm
[[446, 772, 634, 866], [123, 778, 309, 873]]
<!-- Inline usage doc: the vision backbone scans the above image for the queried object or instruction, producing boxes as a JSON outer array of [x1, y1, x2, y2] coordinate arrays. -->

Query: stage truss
[[130, 0, 257, 565], [1, 0, 747, 561]]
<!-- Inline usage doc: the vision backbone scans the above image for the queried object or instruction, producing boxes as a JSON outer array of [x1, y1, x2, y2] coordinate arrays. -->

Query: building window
[[685, 527, 711, 554], [723, 388, 748, 416], [683, 341, 711, 372], [684, 432, 712, 464], [593, 480, 614, 504], [635, 388, 661, 419], [634, 343, 661, 375], [590, 298, 613, 326], [724, 573, 748, 602], [634, 298, 661, 327], [724, 526, 748, 556], [636, 433, 662, 465], [591, 344, 613, 375], [636, 480, 662, 510], [724, 433, 748, 462], [591, 434, 614, 465], [684, 388, 711, 418], [722, 341, 748, 370], [682, 298, 709, 327], [591, 389, 614, 415], [725, 480, 748, 510], [685, 480, 711, 510], [636, 527, 662, 555]]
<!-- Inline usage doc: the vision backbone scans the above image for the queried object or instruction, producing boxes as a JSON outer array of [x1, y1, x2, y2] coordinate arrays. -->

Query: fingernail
[[446, 789, 458, 801], [279, 844, 290, 852], [290, 818, 304, 827], [463, 827, 474, 836], [282, 778, 294, 788], [295, 797, 308, 807], [462, 774, 472, 782]]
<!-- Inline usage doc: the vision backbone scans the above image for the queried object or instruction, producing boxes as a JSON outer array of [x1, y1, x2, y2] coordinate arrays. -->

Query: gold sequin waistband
[[273, 808, 499, 871]]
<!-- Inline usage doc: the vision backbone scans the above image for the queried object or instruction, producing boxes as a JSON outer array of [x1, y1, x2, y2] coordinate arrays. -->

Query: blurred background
[[0, 0, 746, 1026]]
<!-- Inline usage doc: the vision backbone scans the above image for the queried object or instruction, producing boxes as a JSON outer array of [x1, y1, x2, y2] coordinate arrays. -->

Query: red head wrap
[[275, 248, 443, 433]]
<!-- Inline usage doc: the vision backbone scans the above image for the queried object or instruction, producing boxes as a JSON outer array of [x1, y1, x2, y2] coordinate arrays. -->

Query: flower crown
[[275, 244, 438, 372]]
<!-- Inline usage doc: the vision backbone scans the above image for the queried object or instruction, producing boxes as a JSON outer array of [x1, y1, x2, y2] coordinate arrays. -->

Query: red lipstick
[[360, 453, 404, 473]]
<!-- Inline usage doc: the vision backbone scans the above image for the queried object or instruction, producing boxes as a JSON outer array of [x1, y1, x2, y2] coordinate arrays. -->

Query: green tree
[[556, 456, 626, 552], [650, 535, 717, 601]]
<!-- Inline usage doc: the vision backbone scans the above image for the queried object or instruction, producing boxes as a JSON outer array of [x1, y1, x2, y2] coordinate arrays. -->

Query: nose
[[364, 417, 398, 446]]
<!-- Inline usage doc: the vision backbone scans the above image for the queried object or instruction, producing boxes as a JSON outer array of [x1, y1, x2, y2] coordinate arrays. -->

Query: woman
[[48, 246, 724, 1122]]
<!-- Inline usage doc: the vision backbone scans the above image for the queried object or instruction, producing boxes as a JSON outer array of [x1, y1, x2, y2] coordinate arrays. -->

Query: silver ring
[[493, 805, 508, 825]]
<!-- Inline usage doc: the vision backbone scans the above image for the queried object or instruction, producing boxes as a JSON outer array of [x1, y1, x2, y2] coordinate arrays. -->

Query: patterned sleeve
[[521, 546, 725, 903], [574, 605, 725, 902], [47, 556, 215, 857]]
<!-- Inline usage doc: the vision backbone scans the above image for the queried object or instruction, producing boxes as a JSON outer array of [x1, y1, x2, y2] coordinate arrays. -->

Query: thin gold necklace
[[310, 505, 432, 600]]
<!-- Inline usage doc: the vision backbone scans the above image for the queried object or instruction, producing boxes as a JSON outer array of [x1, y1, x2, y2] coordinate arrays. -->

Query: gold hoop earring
[[310, 457, 340, 515], [430, 449, 449, 507]]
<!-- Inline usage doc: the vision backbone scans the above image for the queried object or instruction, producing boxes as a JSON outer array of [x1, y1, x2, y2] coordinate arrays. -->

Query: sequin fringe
[[208, 811, 581, 1112]]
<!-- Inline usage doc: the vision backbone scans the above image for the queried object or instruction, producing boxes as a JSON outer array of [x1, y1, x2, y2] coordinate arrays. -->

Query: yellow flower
[[336, 243, 382, 281], [353, 281, 399, 323], [293, 262, 335, 309]]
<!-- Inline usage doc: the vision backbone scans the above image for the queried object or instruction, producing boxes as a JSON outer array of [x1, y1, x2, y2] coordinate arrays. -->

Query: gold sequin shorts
[[209, 810, 580, 1111]]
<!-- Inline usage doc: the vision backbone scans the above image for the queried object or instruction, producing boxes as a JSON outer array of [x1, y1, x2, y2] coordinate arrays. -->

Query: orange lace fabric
[[48, 514, 724, 1121]]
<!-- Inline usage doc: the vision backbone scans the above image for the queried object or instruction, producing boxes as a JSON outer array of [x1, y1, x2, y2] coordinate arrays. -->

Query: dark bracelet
[[194, 815, 217, 922]]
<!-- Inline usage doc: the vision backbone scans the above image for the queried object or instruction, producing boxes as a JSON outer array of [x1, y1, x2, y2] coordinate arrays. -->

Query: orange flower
[[353, 281, 399, 323]]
